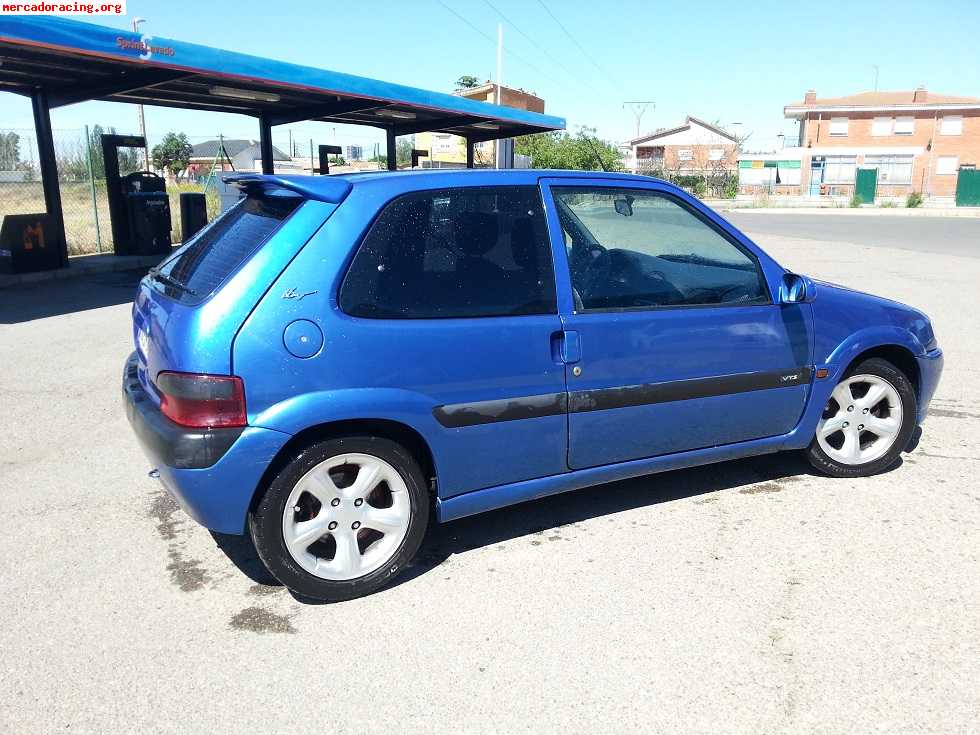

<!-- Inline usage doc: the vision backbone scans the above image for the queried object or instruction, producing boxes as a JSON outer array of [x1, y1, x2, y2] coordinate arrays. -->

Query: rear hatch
[[131, 178, 344, 406]]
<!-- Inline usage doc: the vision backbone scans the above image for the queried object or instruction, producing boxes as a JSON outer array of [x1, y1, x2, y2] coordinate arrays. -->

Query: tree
[[455, 75, 480, 90], [151, 132, 193, 180], [0, 131, 20, 170], [395, 137, 415, 168], [515, 127, 623, 171]]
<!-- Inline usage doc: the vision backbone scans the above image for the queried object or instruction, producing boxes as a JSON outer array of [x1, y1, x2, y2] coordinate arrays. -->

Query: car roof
[[224, 170, 664, 204]]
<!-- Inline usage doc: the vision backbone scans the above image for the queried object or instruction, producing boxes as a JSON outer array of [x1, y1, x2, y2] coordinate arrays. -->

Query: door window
[[553, 187, 768, 311], [340, 186, 556, 318]]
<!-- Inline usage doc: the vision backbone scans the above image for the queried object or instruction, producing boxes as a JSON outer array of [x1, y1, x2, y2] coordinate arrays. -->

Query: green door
[[855, 167, 877, 204], [955, 168, 980, 207]]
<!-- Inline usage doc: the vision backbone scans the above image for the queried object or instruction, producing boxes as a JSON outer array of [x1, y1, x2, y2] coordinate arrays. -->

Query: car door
[[539, 177, 812, 470]]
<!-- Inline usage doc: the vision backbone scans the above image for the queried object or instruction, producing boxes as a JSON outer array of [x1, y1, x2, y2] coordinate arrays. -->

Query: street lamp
[[132, 17, 149, 170]]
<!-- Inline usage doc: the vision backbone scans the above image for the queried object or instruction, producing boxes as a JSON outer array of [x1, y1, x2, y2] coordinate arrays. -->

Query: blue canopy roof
[[0, 16, 565, 141]]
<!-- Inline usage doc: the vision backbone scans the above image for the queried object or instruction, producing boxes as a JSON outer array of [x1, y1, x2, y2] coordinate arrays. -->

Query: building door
[[955, 167, 980, 206], [855, 167, 878, 203], [809, 158, 824, 196]]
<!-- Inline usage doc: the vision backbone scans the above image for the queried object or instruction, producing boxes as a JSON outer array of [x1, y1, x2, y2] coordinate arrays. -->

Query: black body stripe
[[569, 367, 812, 413], [432, 367, 811, 428], [433, 393, 568, 428]]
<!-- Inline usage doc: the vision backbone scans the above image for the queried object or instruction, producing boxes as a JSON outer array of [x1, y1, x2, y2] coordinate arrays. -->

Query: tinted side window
[[553, 187, 768, 311], [340, 186, 556, 318]]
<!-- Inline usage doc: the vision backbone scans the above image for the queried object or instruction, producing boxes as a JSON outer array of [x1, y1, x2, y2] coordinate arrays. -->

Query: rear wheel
[[250, 436, 429, 602], [806, 357, 916, 477]]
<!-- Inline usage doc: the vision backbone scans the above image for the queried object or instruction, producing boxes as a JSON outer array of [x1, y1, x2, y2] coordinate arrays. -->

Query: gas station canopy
[[0, 16, 564, 142], [0, 17, 565, 268]]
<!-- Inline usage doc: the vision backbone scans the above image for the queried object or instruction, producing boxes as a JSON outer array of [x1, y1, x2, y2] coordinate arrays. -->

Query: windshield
[[150, 192, 302, 303]]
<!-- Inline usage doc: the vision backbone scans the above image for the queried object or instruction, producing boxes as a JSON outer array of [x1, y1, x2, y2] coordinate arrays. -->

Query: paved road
[[1, 226, 978, 734], [726, 211, 980, 258]]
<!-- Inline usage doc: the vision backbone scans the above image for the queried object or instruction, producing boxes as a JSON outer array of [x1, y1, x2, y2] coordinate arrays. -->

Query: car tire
[[806, 357, 917, 477], [250, 436, 430, 602]]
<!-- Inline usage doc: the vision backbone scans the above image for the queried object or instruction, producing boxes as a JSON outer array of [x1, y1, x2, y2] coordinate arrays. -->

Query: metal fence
[[1, 126, 457, 255]]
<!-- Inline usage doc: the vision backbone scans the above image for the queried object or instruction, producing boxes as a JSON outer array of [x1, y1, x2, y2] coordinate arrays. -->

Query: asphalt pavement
[[0, 216, 978, 734], [726, 210, 980, 258]]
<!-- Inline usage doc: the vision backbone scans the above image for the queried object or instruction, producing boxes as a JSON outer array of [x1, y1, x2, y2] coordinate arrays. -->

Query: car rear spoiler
[[222, 173, 352, 204]]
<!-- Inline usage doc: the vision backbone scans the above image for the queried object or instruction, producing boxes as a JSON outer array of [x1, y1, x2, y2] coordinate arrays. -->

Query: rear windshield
[[150, 192, 302, 303]]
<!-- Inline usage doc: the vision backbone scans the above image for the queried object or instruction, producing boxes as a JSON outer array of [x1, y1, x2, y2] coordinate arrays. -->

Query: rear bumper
[[123, 352, 291, 534], [916, 347, 944, 421]]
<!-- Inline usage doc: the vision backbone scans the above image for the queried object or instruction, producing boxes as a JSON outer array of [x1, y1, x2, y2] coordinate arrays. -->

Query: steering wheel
[[583, 249, 684, 307], [718, 284, 754, 304]]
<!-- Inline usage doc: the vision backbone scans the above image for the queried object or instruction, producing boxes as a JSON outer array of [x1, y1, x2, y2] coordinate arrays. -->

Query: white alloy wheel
[[281, 453, 412, 581], [816, 373, 904, 466]]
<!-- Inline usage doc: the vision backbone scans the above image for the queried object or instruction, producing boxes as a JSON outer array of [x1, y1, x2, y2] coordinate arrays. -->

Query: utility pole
[[495, 22, 505, 169], [872, 65, 879, 92], [623, 101, 655, 139], [133, 17, 149, 170]]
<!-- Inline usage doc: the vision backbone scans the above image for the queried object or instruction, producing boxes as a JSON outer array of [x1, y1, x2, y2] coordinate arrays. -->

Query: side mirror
[[614, 197, 633, 217], [780, 273, 816, 304]]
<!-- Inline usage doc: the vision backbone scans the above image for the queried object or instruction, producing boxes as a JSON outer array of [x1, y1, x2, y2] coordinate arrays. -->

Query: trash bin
[[179, 192, 208, 242]]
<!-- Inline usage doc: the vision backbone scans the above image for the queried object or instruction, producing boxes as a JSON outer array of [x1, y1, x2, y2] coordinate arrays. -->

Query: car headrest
[[510, 218, 537, 271], [454, 212, 498, 257]]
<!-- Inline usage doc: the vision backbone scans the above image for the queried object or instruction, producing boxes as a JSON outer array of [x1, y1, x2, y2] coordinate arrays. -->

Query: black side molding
[[433, 367, 811, 428], [433, 392, 567, 428], [570, 367, 812, 413]]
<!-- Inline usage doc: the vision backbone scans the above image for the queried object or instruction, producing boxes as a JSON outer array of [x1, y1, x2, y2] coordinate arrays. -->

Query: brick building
[[415, 82, 544, 167], [623, 116, 739, 175], [783, 87, 980, 201]]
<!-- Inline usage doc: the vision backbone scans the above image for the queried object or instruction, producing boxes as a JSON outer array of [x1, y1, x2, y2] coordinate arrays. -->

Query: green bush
[[906, 191, 924, 208], [849, 194, 863, 208]]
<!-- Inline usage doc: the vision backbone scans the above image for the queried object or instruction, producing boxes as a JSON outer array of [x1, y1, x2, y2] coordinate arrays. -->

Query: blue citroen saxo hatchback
[[123, 170, 943, 601]]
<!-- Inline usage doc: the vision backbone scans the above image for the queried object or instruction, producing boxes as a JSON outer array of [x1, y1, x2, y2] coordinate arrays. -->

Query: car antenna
[[584, 134, 608, 172]]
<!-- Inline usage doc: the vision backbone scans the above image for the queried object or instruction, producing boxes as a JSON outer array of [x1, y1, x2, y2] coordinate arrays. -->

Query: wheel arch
[[843, 344, 920, 396], [249, 418, 438, 515]]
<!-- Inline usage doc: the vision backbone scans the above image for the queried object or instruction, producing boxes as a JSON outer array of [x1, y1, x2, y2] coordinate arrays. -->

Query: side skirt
[[436, 432, 792, 523]]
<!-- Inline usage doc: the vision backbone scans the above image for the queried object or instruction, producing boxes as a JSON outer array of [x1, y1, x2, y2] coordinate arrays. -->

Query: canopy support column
[[259, 114, 274, 174], [465, 137, 475, 169], [31, 89, 68, 268], [386, 129, 397, 172]]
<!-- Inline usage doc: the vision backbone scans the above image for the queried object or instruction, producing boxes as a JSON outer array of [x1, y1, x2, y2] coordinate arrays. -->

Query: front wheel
[[250, 436, 429, 602], [806, 357, 916, 477]]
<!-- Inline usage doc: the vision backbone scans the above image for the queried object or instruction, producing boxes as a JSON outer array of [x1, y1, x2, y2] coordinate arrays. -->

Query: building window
[[893, 116, 915, 135], [872, 117, 892, 136], [864, 155, 914, 184], [940, 116, 963, 135], [829, 117, 848, 136], [677, 149, 693, 161], [709, 148, 725, 161], [936, 156, 959, 175], [823, 155, 857, 183]]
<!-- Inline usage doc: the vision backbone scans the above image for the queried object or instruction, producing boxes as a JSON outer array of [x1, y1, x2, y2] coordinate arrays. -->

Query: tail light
[[156, 372, 247, 428]]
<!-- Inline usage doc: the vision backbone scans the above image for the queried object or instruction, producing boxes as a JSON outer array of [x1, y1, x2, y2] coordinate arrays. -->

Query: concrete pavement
[[0, 219, 978, 734]]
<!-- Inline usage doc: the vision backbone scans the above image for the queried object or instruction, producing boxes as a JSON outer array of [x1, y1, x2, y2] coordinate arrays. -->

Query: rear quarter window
[[339, 186, 556, 319], [150, 192, 302, 303]]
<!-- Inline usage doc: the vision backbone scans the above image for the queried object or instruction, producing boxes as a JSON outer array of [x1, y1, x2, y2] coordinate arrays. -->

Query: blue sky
[[2, 0, 980, 153]]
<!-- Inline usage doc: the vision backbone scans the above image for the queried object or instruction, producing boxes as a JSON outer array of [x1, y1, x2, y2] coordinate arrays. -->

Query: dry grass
[[1, 180, 220, 255]]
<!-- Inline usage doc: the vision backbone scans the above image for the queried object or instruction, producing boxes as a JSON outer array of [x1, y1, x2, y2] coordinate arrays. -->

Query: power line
[[433, 0, 561, 86], [533, 0, 625, 94]]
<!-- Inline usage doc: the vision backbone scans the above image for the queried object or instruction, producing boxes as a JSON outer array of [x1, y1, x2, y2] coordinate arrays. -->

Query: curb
[[0, 249, 175, 290], [711, 206, 980, 218]]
